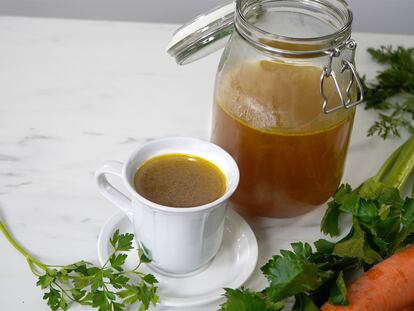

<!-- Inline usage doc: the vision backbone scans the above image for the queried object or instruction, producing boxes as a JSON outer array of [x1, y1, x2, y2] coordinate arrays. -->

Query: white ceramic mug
[[95, 137, 239, 275]]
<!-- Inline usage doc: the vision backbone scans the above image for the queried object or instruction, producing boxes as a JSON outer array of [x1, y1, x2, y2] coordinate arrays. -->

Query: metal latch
[[320, 39, 364, 114]]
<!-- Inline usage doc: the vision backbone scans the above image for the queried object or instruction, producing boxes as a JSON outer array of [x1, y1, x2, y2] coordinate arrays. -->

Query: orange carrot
[[321, 244, 414, 311], [399, 302, 414, 311]]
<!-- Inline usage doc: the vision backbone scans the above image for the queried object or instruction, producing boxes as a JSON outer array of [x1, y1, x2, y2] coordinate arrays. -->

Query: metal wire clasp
[[320, 39, 364, 114]]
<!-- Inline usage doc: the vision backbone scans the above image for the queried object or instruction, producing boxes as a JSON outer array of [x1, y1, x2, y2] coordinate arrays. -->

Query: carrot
[[398, 302, 414, 311], [321, 244, 414, 311]]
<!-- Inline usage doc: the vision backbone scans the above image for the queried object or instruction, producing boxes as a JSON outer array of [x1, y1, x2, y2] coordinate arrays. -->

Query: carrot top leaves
[[362, 46, 414, 139]]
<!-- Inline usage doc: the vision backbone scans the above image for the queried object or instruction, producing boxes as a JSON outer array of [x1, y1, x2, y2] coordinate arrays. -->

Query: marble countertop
[[0, 16, 413, 311]]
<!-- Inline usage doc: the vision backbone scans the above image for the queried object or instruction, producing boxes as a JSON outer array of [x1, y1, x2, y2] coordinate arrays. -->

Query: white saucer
[[97, 208, 258, 308]]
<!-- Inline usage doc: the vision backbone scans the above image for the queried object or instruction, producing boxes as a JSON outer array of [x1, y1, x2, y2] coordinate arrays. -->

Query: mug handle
[[95, 161, 133, 221]]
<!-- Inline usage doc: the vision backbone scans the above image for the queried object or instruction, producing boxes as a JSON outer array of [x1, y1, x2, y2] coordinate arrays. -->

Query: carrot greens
[[363, 46, 414, 139]]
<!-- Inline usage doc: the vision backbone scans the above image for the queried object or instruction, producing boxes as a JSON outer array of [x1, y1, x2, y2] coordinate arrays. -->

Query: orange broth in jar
[[211, 60, 355, 217]]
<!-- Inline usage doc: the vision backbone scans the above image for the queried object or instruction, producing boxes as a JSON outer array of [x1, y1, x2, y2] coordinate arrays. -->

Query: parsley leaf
[[321, 200, 341, 236], [261, 247, 333, 301], [328, 272, 347, 306], [43, 287, 64, 311], [109, 254, 128, 272], [113, 232, 134, 252], [219, 288, 284, 311], [333, 220, 382, 265], [0, 224, 158, 311], [292, 293, 319, 311]]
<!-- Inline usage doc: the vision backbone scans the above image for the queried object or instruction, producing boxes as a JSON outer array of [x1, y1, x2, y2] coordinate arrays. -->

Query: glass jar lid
[[167, 0, 353, 64], [167, 1, 235, 65]]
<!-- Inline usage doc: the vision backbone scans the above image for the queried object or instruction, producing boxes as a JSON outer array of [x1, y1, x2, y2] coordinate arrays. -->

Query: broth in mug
[[134, 153, 226, 207]]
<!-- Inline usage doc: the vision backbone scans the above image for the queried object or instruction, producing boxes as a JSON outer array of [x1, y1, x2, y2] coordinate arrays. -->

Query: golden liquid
[[212, 60, 355, 217], [134, 153, 226, 207]]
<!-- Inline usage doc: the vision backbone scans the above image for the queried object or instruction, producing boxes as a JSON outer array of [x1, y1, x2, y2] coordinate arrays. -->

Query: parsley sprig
[[362, 46, 414, 139], [219, 133, 414, 310], [0, 226, 158, 311]]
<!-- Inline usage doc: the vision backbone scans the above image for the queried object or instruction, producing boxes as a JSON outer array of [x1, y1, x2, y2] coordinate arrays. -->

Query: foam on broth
[[134, 153, 226, 208]]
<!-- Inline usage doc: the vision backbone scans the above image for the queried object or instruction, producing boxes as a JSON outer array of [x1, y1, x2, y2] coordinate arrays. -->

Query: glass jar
[[168, 0, 363, 218]]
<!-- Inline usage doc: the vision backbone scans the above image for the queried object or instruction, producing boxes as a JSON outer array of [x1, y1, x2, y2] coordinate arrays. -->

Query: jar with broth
[[168, 0, 364, 217]]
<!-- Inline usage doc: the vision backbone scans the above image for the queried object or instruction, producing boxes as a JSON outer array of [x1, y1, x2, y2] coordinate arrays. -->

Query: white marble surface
[[0, 16, 413, 311]]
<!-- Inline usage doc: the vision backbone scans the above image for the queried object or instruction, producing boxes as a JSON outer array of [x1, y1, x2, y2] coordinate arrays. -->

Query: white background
[[0, 0, 414, 34]]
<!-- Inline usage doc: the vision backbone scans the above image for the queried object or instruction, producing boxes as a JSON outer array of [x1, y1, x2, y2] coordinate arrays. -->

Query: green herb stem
[[374, 143, 404, 183], [0, 221, 47, 271], [54, 282, 76, 302], [412, 182, 414, 198], [381, 134, 414, 189], [27, 258, 43, 276]]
